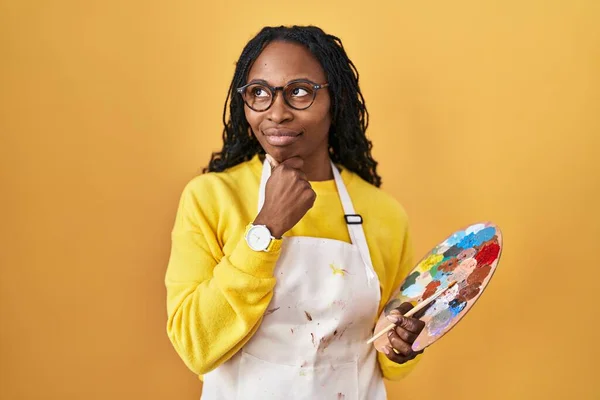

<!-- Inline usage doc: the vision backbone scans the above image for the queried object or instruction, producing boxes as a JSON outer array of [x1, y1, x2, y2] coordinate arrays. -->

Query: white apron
[[201, 160, 385, 400]]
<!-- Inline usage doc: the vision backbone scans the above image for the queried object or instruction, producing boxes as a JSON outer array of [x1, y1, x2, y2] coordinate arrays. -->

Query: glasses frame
[[236, 79, 329, 112]]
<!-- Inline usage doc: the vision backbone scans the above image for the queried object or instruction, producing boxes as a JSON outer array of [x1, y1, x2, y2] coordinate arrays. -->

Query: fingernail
[[387, 330, 394, 337], [386, 315, 400, 323], [382, 346, 390, 355]]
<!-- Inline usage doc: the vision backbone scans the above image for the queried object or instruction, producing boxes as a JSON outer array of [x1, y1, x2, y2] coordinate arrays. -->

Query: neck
[[302, 148, 334, 181]]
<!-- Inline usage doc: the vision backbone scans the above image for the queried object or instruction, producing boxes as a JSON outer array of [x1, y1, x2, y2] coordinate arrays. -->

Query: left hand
[[382, 302, 426, 364]]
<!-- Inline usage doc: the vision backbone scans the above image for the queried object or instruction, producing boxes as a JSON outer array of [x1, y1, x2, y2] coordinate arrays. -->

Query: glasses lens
[[284, 82, 315, 110], [243, 84, 272, 111]]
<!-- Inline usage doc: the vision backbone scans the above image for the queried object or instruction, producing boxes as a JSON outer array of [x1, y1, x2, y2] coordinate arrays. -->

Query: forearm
[[166, 235, 280, 375]]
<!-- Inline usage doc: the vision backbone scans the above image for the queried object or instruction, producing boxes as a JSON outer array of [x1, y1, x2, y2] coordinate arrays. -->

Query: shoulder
[[346, 172, 410, 231], [177, 159, 260, 214], [344, 170, 414, 293]]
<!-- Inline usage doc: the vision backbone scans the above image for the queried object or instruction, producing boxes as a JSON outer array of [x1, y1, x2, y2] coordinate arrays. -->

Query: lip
[[262, 128, 302, 147]]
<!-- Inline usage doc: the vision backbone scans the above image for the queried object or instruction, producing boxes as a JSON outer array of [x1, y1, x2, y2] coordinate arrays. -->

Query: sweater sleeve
[[165, 178, 280, 376], [377, 221, 424, 380]]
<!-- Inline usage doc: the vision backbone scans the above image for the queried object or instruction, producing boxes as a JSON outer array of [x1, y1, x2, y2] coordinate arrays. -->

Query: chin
[[264, 146, 301, 163]]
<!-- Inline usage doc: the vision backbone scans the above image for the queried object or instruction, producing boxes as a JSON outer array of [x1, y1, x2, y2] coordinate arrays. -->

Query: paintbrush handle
[[366, 322, 396, 344], [366, 281, 457, 345], [365, 305, 424, 344]]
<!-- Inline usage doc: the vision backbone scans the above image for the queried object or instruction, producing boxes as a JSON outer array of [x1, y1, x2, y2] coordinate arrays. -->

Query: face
[[243, 41, 331, 163]]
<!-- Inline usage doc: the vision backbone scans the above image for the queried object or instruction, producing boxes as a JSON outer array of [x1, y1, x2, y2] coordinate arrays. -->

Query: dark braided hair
[[204, 25, 382, 187]]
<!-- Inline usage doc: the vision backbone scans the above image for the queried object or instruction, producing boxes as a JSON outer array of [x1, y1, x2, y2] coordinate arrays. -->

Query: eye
[[252, 87, 269, 97], [291, 87, 309, 97]]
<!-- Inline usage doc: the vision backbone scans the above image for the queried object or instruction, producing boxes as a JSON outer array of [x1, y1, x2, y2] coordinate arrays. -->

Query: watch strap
[[245, 223, 282, 252]]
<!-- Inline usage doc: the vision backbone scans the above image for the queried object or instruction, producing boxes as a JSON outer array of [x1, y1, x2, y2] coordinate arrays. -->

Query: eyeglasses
[[236, 79, 329, 112]]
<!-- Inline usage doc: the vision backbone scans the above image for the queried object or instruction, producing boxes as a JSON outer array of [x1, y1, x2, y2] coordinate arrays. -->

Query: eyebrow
[[245, 77, 318, 86]]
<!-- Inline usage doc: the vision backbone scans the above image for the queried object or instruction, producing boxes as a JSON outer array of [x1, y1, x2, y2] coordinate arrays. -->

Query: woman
[[165, 25, 425, 399]]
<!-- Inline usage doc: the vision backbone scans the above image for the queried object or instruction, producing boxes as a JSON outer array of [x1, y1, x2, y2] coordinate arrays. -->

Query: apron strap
[[331, 162, 377, 284], [258, 159, 271, 213], [258, 158, 377, 284]]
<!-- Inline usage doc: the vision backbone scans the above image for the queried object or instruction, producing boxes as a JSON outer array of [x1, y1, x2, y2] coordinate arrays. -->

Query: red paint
[[439, 258, 460, 273], [458, 282, 481, 301], [479, 235, 500, 249], [422, 280, 441, 300], [475, 242, 500, 266], [467, 264, 492, 285]]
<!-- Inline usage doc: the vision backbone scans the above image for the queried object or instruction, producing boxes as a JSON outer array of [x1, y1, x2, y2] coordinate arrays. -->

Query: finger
[[304, 187, 317, 206], [383, 345, 406, 364], [397, 315, 426, 334], [280, 156, 304, 170], [294, 169, 312, 181], [288, 168, 308, 182], [386, 302, 413, 323], [394, 326, 419, 344], [395, 302, 414, 316], [401, 349, 424, 362], [383, 345, 422, 364], [387, 330, 413, 357], [411, 300, 435, 319]]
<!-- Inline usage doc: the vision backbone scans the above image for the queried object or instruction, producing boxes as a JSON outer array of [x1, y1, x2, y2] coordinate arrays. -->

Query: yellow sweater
[[165, 155, 421, 381]]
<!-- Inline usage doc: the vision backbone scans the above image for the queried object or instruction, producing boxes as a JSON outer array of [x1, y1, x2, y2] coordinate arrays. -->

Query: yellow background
[[1, 0, 599, 399]]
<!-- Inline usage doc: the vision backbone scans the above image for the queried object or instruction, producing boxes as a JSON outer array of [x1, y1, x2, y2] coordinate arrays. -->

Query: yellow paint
[[329, 263, 347, 276], [415, 254, 444, 273], [1, 0, 598, 399]]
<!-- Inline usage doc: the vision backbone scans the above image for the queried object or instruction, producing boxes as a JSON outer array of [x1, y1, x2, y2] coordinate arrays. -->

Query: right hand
[[253, 154, 316, 238]]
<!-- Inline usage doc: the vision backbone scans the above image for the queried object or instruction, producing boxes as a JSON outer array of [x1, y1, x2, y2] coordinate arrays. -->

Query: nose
[[266, 91, 293, 124]]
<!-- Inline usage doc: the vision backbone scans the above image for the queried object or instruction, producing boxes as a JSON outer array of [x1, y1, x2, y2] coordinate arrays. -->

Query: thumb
[[265, 154, 279, 169]]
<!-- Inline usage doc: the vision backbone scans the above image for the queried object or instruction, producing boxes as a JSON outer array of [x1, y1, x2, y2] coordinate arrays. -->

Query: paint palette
[[373, 222, 502, 353]]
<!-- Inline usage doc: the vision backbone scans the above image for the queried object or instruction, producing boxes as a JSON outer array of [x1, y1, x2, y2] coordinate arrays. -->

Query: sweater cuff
[[378, 350, 423, 381], [228, 235, 281, 278]]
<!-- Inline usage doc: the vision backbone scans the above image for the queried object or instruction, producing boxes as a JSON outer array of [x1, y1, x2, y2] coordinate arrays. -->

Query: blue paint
[[449, 299, 467, 316], [445, 231, 466, 246], [475, 226, 496, 243], [402, 284, 424, 298]]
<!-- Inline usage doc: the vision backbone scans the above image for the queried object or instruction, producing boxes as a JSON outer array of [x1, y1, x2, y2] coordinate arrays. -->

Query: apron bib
[[201, 160, 385, 400]]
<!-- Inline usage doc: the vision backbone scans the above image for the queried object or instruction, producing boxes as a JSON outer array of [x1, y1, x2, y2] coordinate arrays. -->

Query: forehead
[[247, 41, 326, 85]]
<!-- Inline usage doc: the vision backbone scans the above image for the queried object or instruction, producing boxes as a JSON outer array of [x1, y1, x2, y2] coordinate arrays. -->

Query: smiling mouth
[[262, 129, 302, 147]]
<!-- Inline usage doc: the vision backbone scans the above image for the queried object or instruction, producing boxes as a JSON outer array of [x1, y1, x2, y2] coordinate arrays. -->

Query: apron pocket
[[237, 351, 359, 400]]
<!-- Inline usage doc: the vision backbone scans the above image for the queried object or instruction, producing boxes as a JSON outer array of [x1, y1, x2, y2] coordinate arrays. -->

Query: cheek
[[304, 104, 331, 133], [244, 109, 258, 131]]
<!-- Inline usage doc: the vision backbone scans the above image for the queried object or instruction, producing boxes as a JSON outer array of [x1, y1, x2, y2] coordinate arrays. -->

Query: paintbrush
[[366, 281, 457, 344]]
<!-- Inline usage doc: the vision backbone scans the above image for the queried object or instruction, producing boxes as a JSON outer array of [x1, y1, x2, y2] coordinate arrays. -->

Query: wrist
[[253, 214, 284, 239], [244, 222, 282, 253]]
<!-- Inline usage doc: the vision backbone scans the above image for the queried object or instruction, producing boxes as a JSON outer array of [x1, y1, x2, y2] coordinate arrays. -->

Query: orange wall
[[1, 0, 599, 399]]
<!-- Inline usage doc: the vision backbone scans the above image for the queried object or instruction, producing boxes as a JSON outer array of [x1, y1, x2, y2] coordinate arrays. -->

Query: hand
[[382, 302, 426, 364], [253, 154, 316, 238]]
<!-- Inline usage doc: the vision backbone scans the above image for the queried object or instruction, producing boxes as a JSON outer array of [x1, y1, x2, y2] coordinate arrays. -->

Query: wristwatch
[[244, 223, 282, 252]]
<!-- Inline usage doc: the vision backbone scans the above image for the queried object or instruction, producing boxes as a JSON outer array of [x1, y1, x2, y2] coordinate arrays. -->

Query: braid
[[204, 25, 382, 187]]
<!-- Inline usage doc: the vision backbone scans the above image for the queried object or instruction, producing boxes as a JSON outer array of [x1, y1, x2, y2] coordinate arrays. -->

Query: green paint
[[401, 271, 420, 290]]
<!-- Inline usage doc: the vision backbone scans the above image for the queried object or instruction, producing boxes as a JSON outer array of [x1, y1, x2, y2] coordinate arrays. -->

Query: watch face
[[246, 225, 271, 251]]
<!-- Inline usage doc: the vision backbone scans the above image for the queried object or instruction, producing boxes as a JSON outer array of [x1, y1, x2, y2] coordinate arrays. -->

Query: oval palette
[[372, 222, 503, 352]]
